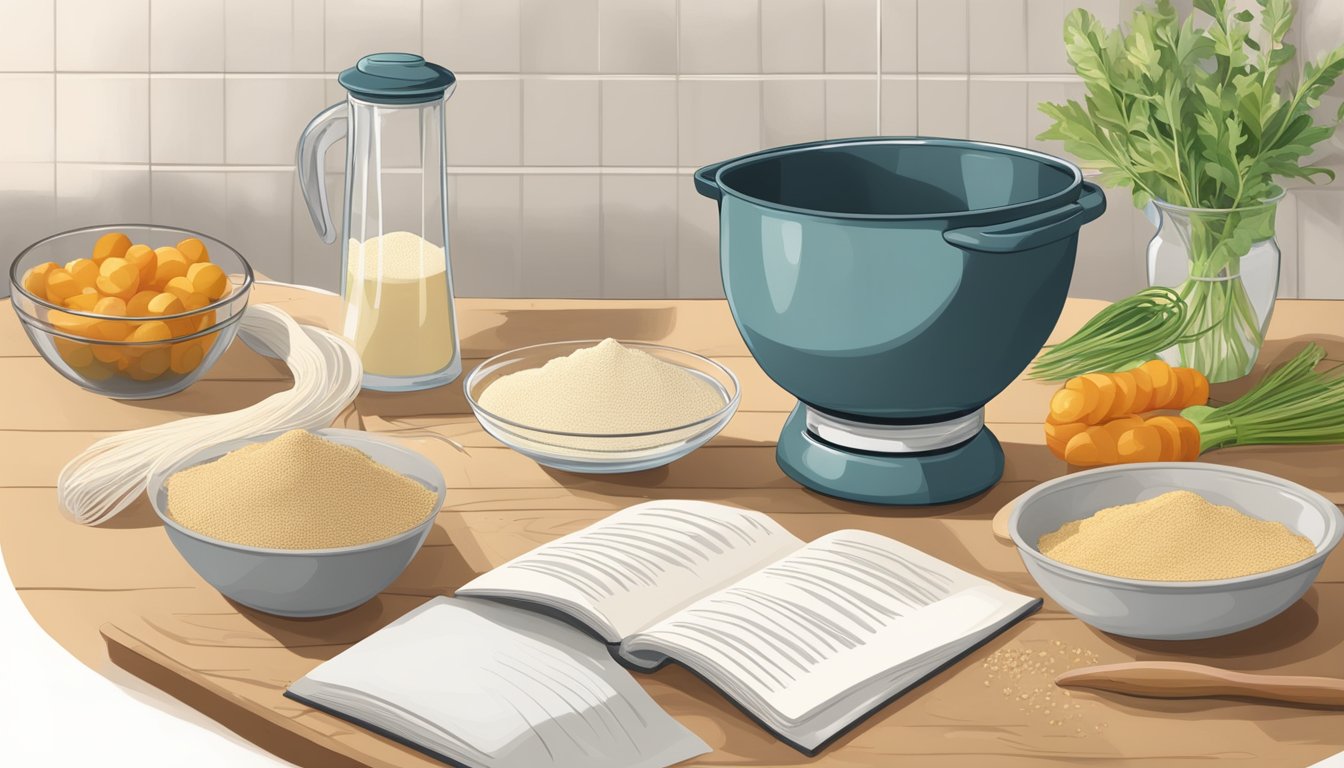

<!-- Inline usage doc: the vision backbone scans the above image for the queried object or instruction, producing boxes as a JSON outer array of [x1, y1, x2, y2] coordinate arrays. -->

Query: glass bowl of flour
[[465, 339, 740, 473]]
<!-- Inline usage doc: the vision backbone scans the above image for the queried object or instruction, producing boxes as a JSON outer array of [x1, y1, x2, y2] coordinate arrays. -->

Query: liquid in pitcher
[[342, 231, 456, 378]]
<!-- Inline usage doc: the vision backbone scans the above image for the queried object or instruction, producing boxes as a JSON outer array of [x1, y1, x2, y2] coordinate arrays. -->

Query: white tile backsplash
[[601, 80, 677, 167], [424, 0, 521, 73], [56, 0, 148, 72], [1298, 189, 1344, 299], [0, 162, 56, 295], [880, 77, 918, 134], [1026, 0, 1071, 74], [680, 0, 760, 74], [599, 0, 677, 74], [881, 0, 918, 73], [969, 78, 1027, 147], [521, 174, 600, 297], [678, 79, 761, 167], [55, 74, 149, 162], [521, 0, 599, 73], [224, 0, 325, 73], [969, 0, 1027, 73], [522, 78, 599, 166], [151, 169, 228, 237], [762, 79, 825, 148], [54, 163, 151, 227], [676, 179, 722, 298], [449, 174, 523, 297], [445, 77, 522, 166], [1073, 185, 1141, 298], [325, 0, 422, 72], [226, 170, 295, 280], [0, 0, 54, 72], [291, 171, 343, 291], [223, 76, 325, 165], [762, 0, 823, 74], [825, 79, 879, 138], [916, 0, 966, 73], [826, 0, 878, 73], [602, 175, 676, 297], [150, 75, 224, 164], [150, 0, 225, 72], [917, 77, 967, 138], [0, 0, 1332, 300], [0, 75, 54, 162]]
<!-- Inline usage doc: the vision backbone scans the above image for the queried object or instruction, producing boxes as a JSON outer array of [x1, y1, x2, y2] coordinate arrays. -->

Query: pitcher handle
[[296, 102, 348, 245]]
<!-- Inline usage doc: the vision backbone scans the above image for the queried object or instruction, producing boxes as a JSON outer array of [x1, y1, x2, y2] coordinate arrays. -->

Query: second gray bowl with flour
[[1008, 463, 1343, 640], [465, 340, 740, 473]]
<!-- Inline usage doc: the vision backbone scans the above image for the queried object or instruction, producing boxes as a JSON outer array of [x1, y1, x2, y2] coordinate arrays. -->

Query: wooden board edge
[[100, 623, 379, 768]]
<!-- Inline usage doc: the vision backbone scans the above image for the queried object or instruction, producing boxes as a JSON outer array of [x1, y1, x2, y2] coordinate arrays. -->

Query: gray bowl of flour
[[1008, 463, 1342, 640], [147, 428, 445, 617]]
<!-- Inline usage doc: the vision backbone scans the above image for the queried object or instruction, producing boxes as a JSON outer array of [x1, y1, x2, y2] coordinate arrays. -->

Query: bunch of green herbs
[[1039, 0, 1344, 381], [1183, 343, 1344, 451], [1031, 287, 1187, 380]]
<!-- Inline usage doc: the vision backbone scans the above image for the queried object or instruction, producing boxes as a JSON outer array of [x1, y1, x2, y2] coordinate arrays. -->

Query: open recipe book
[[287, 501, 1040, 766], [458, 500, 1041, 752]]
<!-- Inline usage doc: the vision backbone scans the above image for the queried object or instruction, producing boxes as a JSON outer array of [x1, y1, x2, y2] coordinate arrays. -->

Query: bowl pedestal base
[[775, 404, 1004, 506]]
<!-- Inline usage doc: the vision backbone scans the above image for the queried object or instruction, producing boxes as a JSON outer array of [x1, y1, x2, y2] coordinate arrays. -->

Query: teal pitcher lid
[[338, 53, 456, 104]]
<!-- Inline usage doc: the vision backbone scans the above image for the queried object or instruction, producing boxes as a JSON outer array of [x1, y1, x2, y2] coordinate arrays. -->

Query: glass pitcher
[[297, 53, 460, 391]]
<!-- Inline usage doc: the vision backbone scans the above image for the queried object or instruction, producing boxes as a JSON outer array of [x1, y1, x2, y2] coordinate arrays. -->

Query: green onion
[[1184, 344, 1344, 452], [1030, 288, 1188, 381]]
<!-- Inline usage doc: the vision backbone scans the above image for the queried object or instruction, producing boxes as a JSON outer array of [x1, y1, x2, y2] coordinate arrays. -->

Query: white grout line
[[28, 70, 1088, 84], [875, 0, 882, 134], [596, 0, 605, 297]]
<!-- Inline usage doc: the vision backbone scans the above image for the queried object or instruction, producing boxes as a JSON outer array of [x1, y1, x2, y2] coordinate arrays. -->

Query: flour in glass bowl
[[478, 339, 727, 448]]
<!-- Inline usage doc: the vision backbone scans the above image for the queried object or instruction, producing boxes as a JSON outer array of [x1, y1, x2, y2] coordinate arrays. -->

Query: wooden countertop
[[2, 285, 1342, 767]]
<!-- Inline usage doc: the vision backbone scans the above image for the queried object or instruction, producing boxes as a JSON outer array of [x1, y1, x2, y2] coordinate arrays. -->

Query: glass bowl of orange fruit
[[9, 225, 253, 399]]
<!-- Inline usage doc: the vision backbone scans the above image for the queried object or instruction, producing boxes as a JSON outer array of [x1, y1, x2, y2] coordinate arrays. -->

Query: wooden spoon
[[1056, 661, 1344, 708], [991, 496, 1018, 543]]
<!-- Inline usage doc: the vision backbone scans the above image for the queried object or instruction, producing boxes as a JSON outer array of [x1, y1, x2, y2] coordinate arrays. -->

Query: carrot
[[1048, 387, 1089, 423], [1044, 420, 1088, 459], [1128, 365, 1155, 413], [1173, 366, 1210, 408], [1170, 366, 1193, 409], [1052, 372, 1124, 425], [1139, 360, 1178, 410], [1102, 414, 1145, 439], [1148, 414, 1201, 461], [1064, 426, 1119, 467], [1054, 375, 1102, 424], [1175, 417, 1202, 460], [1080, 373, 1118, 423], [1145, 415, 1182, 459], [1187, 367, 1210, 406], [1106, 371, 1139, 419], [1117, 424, 1163, 463]]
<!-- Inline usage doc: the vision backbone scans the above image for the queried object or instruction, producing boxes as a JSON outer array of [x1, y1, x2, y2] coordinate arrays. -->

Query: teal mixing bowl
[[696, 138, 1105, 505]]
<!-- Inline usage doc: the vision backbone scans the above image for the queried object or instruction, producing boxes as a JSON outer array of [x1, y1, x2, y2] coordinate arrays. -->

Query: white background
[[0, 541, 290, 766]]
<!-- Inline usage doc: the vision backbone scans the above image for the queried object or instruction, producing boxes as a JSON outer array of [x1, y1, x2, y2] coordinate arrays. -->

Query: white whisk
[[57, 303, 363, 526]]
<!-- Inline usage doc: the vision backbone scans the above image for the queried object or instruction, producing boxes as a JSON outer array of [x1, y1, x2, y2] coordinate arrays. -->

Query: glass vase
[[1145, 195, 1282, 383]]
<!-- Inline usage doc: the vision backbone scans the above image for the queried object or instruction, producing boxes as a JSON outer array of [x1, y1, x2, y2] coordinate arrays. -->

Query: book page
[[626, 529, 1037, 727], [457, 500, 804, 641], [289, 597, 709, 768]]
